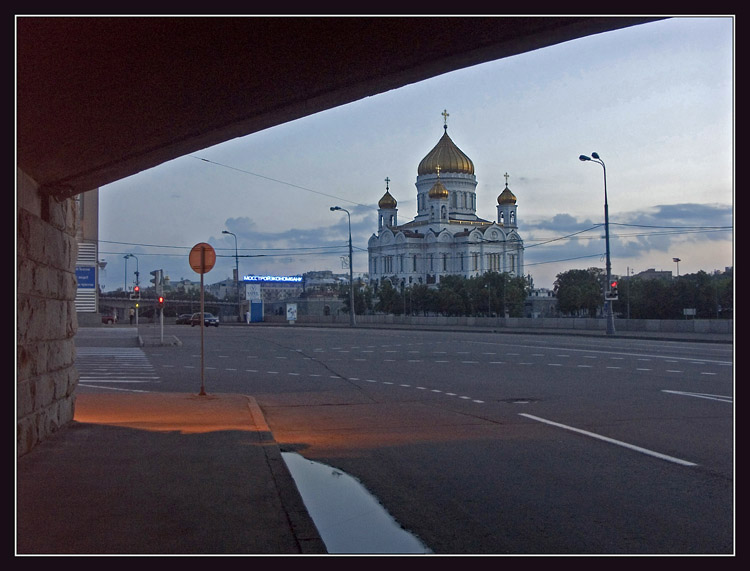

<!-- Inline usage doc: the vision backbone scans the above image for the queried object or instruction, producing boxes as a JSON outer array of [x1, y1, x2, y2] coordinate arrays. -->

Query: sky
[[98, 16, 734, 293]]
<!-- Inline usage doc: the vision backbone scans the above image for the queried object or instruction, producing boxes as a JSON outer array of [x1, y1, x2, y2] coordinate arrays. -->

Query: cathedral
[[368, 111, 524, 288]]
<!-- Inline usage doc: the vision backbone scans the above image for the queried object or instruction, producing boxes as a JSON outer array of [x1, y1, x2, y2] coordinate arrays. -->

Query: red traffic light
[[157, 296, 164, 307], [610, 281, 618, 288], [134, 285, 140, 292]]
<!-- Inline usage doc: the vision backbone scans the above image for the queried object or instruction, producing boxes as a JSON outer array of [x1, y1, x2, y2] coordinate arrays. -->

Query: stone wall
[[17, 169, 80, 457]]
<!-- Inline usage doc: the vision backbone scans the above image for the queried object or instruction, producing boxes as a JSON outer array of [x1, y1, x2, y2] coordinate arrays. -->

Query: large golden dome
[[417, 127, 475, 176], [378, 190, 397, 209]]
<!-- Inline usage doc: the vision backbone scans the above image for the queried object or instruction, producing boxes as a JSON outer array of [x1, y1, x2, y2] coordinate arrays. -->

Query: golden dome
[[428, 179, 449, 199], [497, 185, 517, 205], [378, 190, 397, 209], [417, 128, 475, 176]]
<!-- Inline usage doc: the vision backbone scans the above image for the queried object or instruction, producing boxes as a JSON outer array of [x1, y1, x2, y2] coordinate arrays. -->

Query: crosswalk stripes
[[76, 347, 160, 391]]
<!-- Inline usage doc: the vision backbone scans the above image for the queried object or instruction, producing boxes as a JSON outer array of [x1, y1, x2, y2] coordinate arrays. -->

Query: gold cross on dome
[[442, 109, 449, 126], [504, 172, 510, 186], [384, 177, 390, 190], [436, 165, 441, 177]]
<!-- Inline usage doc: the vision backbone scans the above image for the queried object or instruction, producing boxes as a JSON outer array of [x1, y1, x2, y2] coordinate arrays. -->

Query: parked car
[[176, 313, 192, 325], [101, 313, 117, 324], [191, 312, 219, 327]]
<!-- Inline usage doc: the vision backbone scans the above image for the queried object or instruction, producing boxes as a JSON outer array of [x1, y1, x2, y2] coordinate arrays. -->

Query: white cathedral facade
[[368, 113, 524, 288]]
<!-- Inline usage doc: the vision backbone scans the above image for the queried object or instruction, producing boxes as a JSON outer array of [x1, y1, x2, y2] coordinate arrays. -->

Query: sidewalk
[[16, 391, 327, 555]]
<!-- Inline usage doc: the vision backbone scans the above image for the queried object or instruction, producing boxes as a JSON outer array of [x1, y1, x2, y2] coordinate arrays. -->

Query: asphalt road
[[76, 324, 734, 554]]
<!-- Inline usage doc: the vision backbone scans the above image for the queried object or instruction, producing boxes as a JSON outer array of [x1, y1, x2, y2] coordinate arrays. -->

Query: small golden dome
[[428, 180, 449, 199], [418, 128, 474, 176], [378, 190, 397, 209], [497, 185, 517, 205]]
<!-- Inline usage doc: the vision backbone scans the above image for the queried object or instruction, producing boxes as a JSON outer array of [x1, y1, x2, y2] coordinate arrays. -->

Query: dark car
[[176, 313, 192, 325], [191, 312, 219, 327]]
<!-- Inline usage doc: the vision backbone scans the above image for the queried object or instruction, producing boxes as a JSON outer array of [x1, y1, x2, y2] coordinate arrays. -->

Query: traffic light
[[150, 269, 163, 293], [134, 285, 140, 298], [157, 295, 165, 308], [605, 280, 619, 300]]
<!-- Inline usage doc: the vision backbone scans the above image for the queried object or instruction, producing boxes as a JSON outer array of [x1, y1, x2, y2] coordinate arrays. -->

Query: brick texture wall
[[17, 169, 80, 456]]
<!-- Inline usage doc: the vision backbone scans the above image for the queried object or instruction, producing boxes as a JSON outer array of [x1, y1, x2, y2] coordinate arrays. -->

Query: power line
[[192, 155, 374, 210]]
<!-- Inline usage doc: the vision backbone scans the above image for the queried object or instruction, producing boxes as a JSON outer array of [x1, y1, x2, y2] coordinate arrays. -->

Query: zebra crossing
[[76, 347, 160, 392]]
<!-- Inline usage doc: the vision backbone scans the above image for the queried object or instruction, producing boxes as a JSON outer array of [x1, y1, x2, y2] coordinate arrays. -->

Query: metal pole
[[602, 157, 615, 335], [348, 213, 355, 327], [222, 231, 241, 322], [580, 153, 615, 335], [132, 254, 139, 327], [199, 247, 206, 396], [331, 206, 356, 326]]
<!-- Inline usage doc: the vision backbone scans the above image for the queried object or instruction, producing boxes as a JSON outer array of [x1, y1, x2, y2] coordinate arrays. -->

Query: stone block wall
[[17, 169, 80, 457]]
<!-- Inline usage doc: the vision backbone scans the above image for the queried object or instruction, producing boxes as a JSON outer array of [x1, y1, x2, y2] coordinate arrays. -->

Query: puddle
[[281, 452, 432, 554]]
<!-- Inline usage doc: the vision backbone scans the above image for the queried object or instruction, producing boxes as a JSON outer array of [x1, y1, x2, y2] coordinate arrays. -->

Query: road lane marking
[[518, 413, 698, 466], [662, 390, 732, 403]]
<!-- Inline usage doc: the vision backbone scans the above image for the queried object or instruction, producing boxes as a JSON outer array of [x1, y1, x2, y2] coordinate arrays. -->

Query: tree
[[339, 282, 373, 315], [436, 275, 470, 316], [374, 279, 400, 314], [554, 268, 604, 317]]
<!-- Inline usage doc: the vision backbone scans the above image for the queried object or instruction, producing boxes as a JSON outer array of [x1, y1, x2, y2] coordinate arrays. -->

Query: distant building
[[525, 287, 558, 318], [368, 111, 524, 289], [634, 268, 673, 281]]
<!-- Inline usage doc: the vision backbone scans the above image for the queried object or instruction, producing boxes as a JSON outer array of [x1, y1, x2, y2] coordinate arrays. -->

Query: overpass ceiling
[[16, 16, 659, 200]]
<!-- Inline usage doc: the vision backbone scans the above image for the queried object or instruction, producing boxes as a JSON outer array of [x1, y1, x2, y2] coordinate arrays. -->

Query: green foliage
[[553, 268, 604, 317], [371, 272, 531, 317], [338, 282, 373, 315], [556, 267, 733, 319]]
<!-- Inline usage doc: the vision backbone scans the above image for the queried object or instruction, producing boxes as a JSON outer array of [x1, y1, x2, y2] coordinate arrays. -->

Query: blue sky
[[98, 16, 734, 292]]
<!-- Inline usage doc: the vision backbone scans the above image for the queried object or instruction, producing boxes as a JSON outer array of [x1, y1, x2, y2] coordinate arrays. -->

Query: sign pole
[[189, 242, 216, 397], [200, 268, 205, 395]]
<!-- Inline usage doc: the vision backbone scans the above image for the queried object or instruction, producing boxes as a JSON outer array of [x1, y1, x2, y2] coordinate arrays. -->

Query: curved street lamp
[[330, 206, 356, 327], [222, 230, 242, 322], [579, 152, 615, 335]]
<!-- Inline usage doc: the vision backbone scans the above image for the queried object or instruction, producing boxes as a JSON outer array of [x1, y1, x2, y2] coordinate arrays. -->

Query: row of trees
[[338, 267, 733, 320], [340, 272, 533, 317], [553, 267, 733, 319]]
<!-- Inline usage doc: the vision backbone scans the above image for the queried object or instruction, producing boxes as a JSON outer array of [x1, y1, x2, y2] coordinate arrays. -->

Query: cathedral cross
[[504, 172, 510, 186], [384, 177, 390, 190], [442, 109, 449, 128]]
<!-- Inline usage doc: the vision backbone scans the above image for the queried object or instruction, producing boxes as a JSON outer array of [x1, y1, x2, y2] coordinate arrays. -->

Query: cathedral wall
[[17, 168, 80, 457]]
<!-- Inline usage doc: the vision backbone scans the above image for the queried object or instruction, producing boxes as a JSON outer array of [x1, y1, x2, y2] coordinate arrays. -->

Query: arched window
[[510, 211, 515, 224], [441, 205, 447, 220]]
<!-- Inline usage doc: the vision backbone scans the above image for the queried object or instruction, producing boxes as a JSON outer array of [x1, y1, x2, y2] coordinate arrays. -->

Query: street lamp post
[[579, 152, 615, 335], [222, 230, 241, 322], [330, 206, 356, 327], [673, 257, 681, 277], [124, 253, 139, 326]]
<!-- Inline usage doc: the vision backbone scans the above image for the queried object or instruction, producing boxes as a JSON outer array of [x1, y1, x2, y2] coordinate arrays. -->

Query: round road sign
[[189, 242, 216, 274]]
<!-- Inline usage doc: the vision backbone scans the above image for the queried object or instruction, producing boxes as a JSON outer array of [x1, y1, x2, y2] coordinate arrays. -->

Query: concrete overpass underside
[[16, 16, 659, 454]]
